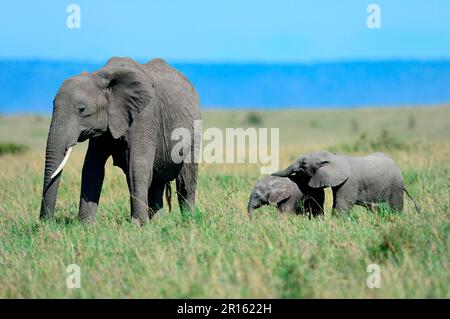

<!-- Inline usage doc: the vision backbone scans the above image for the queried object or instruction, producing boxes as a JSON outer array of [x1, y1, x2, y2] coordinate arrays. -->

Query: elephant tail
[[404, 188, 421, 214], [165, 182, 172, 212]]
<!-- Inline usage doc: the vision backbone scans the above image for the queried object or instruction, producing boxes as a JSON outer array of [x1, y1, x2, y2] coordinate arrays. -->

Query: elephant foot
[[331, 208, 349, 217], [78, 217, 97, 225], [370, 203, 377, 213], [131, 217, 142, 226], [78, 212, 97, 224], [131, 216, 148, 226], [150, 208, 165, 220]]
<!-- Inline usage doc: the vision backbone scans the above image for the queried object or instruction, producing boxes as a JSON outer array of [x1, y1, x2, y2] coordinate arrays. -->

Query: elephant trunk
[[272, 163, 297, 177], [247, 194, 256, 218], [40, 116, 70, 219]]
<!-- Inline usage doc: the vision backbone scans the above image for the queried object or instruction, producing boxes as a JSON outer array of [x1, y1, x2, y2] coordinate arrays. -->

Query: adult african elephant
[[273, 151, 420, 214], [40, 57, 201, 225]]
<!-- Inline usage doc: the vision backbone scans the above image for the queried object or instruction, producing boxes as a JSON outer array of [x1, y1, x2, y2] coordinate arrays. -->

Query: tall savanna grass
[[0, 107, 449, 298]]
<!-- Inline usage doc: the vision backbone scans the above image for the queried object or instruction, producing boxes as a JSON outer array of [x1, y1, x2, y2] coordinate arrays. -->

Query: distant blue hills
[[1, 59, 450, 113]]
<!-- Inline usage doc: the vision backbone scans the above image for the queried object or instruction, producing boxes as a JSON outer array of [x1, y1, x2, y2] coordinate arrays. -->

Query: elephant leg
[[277, 197, 294, 214], [389, 191, 404, 211], [127, 154, 153, 225], [277, 202, 287, 214], [305, 189, 325, 217], [332, 198, 352, 215], [148, 180, 165, 218], [332, 184, 356, 216], [304, 198, 319, 217], [175, 161, 198, 213], [79, 137, 111, 223]]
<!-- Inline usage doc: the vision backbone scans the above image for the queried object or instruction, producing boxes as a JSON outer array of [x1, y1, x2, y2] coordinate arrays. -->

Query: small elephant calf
[[247, 175, 325, 217], [273, 150, 420, 214]]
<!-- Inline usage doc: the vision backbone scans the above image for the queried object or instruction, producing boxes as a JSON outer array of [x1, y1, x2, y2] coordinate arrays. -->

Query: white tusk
[[50, 147, 73, 179]]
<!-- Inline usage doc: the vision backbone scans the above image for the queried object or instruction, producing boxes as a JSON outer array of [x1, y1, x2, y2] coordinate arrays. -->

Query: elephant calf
[[247, 175, 325, 217], [273, 151, 420, 214]]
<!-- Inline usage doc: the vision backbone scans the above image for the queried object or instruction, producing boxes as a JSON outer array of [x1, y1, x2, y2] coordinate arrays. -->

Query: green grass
[[0, 107, 449, 298], [0, 143, 29, 156]]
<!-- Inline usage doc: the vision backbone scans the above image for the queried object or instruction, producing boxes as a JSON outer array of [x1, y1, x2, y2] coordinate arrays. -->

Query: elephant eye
[[78, 105, 95, 117], [317, 160, 329, 168]]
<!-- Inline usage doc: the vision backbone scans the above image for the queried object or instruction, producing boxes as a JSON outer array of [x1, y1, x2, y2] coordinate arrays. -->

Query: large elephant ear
[[308, 158, 350, 188], [95, 57, 154, 139]]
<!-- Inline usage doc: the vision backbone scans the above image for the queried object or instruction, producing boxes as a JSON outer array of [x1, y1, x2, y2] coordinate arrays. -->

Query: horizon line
[[1, 57, 450, 65], [3, 104, 449, 116]]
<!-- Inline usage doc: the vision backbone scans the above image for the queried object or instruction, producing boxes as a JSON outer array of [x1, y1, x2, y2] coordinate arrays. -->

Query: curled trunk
[[272, 163, 297, 177]]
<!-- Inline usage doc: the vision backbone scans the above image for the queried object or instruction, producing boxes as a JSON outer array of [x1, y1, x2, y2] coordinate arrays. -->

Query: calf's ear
[[268, 187, 291, 205], [308, 159, 350, 188]]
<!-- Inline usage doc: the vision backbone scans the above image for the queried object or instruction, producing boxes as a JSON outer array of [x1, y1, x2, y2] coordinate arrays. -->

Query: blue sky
[[0, 0, 449, 62]]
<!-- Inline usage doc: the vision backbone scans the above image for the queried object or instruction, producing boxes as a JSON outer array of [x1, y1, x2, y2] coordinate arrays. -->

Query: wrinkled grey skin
[[247, 175, 325, 217], [273, 151, 419, 214], [40, 57, 201, 225]]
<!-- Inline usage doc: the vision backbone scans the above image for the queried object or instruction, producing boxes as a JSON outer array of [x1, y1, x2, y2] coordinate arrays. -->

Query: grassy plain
[[0, 106, 449, 298]]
